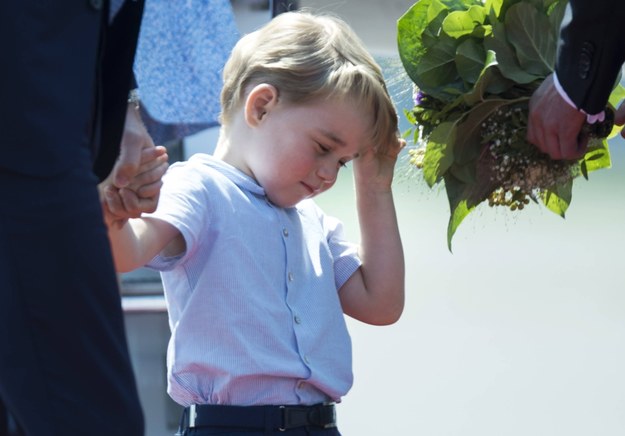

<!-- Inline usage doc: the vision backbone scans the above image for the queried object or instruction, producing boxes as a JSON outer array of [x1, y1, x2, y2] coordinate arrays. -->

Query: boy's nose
[[316, 163, 338, 184]]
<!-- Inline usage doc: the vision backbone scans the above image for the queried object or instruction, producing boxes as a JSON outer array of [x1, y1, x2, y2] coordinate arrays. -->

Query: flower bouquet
[[397, 0, 624, 250]]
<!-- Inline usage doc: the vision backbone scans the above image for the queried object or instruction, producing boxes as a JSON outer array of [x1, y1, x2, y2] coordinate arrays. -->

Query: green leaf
[[541, 180, 572, 217], [605, 83, 625, 139], [449, 161, 477, 184], [398, 1, 432, 87], [427, 0, 451, 22], [582, 138, 612, 173], [484, 21, 541, 84], [504, 2, 556, 76], [416, 34, 460, 88], [608, 83, 625, 108], [483, 0, 503, 17], [422, 121, 457, 186], [398, 1, 466, 100], [447, 199, 473, 251], [444, 174, 477, 251], [580, 160, 588, 180], [462, 50, 514, 105], [442, 5, 487, 38], [547, 0, 568, 33], [456, 38, 487, 84]]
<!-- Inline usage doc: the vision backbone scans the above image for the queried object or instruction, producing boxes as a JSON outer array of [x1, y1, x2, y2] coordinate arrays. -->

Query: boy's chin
[[267, 194, 303, 208]]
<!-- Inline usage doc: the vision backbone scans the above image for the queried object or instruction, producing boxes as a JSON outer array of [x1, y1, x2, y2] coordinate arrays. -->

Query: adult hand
[[527, 73, 586, 160], [111, 105, 156, 188]]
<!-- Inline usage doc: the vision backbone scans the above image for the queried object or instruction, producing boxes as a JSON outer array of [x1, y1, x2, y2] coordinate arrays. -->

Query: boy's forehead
[[294, 94, 377, 149], [315, 123, 374, 154]]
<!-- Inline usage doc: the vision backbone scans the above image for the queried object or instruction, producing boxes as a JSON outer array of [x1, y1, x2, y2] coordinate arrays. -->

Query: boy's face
[[247, 95, 372, 208]]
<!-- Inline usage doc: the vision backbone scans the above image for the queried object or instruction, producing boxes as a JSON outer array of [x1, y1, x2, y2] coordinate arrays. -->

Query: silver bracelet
[[127, 88, 140, 110]]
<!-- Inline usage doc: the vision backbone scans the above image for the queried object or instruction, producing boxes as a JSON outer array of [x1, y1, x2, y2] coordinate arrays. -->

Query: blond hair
[[220, 10, 398, 150]]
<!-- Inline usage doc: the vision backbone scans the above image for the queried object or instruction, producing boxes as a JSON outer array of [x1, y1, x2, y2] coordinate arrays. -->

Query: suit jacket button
[[578, 41, 594, 79], [89, 0, 104, 10]]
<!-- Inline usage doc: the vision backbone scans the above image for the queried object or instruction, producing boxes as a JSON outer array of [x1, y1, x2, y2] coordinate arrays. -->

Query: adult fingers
[[615, 102, 625, 126], [126, 159, 168, 193], [113, 139, 143, 188], [135, 180, 163, 200], [140, 145, 168, 165]]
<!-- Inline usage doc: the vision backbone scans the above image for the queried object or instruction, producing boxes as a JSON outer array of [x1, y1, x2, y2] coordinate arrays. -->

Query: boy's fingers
[[120, 188, 159, 215], [135, 180, 163, 199], [103, 185, 126, 218]]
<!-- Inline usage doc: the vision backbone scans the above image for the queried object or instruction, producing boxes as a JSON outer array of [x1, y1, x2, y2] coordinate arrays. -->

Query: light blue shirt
[[146, 154, 361, 407]]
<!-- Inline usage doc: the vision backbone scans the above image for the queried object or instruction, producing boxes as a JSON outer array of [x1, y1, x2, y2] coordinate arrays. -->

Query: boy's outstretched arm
[[107, 215, 181, 273], [101, 146, 183, 273], [339, 138, 406, 326]]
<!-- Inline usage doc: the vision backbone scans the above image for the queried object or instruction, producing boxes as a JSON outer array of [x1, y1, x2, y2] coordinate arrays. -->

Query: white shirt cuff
[[553, 72, 605, 124]]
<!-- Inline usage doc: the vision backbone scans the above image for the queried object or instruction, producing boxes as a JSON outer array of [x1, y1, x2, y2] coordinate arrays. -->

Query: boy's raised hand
[[353, 136, 405, 192]]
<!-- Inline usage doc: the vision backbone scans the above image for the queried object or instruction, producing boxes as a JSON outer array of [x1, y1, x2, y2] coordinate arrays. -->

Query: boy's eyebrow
[[318, 129, 362, 159], [318, 129, 346, 147]]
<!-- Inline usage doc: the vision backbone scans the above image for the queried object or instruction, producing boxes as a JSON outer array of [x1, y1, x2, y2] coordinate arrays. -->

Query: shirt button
[[294, 315, 301, 324], [283, 228, 289, 237], [297, 381, 305, 389], [89, 0, 104, 10], [288, 272, 294, 282], [304, 355, 310, 364]]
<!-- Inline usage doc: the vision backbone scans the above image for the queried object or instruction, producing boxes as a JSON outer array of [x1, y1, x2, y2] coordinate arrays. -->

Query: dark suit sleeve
[[93, 0, 145, 181], [555, 0, 625, 114]]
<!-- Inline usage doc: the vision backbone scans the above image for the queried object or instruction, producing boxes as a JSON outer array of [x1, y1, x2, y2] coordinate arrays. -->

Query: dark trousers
[[0, 161, 144, 435]]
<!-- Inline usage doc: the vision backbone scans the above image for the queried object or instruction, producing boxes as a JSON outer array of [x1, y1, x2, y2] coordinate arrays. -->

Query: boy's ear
[[245, 84, 279, 127]]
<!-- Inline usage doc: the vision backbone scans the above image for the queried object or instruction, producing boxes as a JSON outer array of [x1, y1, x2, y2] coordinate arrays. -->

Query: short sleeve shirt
[[145, 154, 361, 406]]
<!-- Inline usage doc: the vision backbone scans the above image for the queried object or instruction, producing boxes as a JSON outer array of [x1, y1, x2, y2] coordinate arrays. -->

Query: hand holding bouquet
[[397, 0, 624, 250]]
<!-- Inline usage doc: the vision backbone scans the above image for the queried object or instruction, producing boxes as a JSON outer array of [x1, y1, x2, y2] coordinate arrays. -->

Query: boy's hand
[[100, 145, 169, 229], [353, 137, 405, 192]]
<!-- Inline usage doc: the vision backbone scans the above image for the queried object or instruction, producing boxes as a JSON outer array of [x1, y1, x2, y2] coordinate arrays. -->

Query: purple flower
[[413, 89, 425, 106]]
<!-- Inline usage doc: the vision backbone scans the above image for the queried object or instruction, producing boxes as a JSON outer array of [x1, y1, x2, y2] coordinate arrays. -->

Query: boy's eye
[[316, 142, 348, 167], [317, 143, 330, 152]]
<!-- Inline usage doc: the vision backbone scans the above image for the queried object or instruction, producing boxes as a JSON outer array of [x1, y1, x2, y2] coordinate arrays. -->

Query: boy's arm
[[107, 216, 183, 273], [338, 138, 405, 326], [100, 144, 184, 273]]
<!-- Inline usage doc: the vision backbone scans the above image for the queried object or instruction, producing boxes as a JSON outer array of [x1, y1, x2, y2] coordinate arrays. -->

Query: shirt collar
[[194, 154, 265, 197]]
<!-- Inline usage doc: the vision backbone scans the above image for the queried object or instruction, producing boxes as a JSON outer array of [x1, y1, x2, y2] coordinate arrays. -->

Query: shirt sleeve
[[144, 160, 210, 270], [321, 213, 362, 291]]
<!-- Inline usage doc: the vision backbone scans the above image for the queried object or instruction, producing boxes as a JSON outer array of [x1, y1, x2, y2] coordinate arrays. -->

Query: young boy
[[106, 10, 405, 435]]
